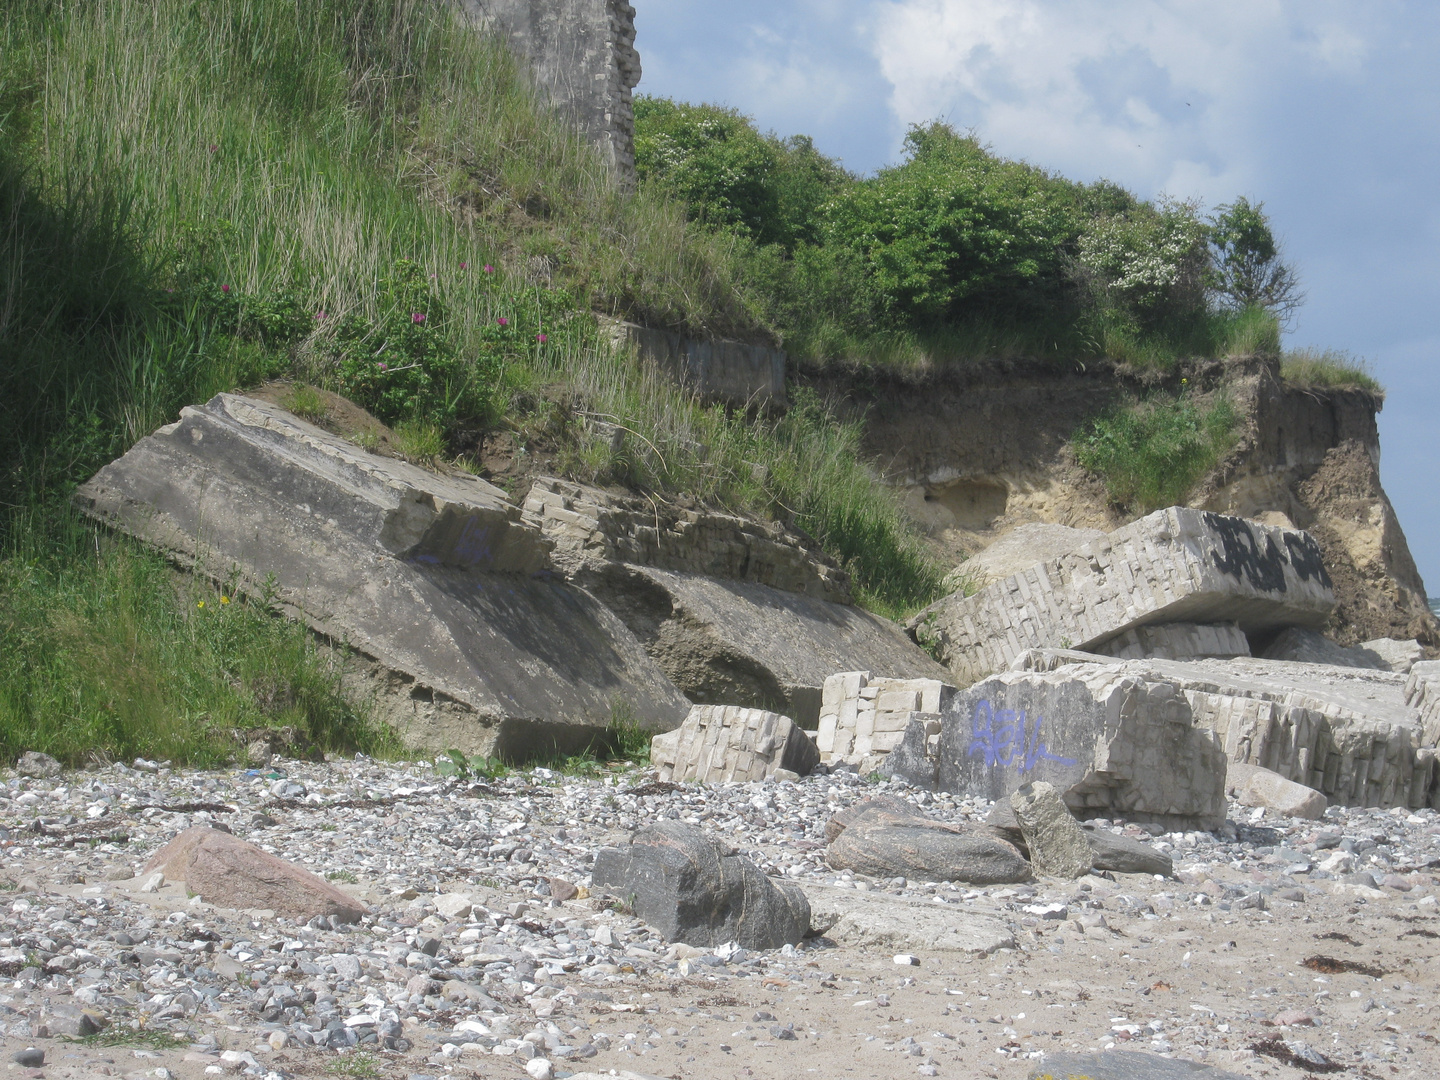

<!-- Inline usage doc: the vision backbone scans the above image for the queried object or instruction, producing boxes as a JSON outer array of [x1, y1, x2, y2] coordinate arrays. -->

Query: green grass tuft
[[1073, 389, 1241, 514], [1281, 348, 1384, 396]]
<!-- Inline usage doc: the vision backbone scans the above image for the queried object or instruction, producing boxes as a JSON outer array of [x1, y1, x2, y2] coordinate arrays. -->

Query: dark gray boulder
[[591, 821, 809, 950], [1029, 1050, 1246, 1079], [826, 810, 1031, 885]]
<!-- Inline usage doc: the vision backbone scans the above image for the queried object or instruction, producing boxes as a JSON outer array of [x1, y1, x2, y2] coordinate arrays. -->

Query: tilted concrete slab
[[885, 666, 1228, 830], [74, 394, 691, 756], [588, 565, 950, 728], [910, 507, 1336, 686]]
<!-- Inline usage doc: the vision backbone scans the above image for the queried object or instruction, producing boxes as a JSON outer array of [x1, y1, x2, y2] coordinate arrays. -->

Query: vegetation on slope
[[634, 100, 1301, 372], [0, 0, 942, 763], [1073, 388, 1240, 514]]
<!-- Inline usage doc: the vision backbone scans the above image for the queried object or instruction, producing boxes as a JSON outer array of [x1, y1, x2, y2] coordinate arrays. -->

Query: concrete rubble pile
[[74, 395, 947, 755], [896, 507, 1436, 816]]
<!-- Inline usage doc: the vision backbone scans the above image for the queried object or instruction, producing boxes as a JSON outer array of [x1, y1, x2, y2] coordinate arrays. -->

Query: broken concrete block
[[1010, 781, 1093, 878], [1092, 622, 1250, 662], [1363, 638, 1426, 674], [1227, 762, 1328, 820], [651, 705, 818, 784], [910, 507, 1335, 686], [1019, 650, 1439, 811], [885, 666, 1229, 830], [74, 394, 691, 756], [816, 672, 956, 771], [1261, 627, 1387, 669]]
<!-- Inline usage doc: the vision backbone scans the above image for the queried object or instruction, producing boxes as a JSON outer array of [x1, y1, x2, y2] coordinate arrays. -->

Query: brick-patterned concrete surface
[[815, 672, 955, 772], [651, 705, 819, 784], [909, 507, 1336, 686]]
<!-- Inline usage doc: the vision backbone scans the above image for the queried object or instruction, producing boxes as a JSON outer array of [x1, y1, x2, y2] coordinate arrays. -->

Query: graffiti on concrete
[[1204, 511, 1331, 592], [967, 699, 1077, 773]]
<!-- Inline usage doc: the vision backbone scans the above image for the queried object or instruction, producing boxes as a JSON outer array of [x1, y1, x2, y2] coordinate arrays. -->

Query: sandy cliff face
[[820, 354, 1436, 647]]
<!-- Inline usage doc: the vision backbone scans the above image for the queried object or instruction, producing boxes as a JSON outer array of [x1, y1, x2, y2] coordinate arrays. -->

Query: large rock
[[590, 822, 809, 949], [984, 801, 1173, 877], [825, 810, 1032, 885], [650, 705, 818, 784], [1028, 1050, 1247, 1080], [823, 794, 916, 843], [74, 394, 690, 757], [910, 507, 1335, 686], [15, 752, 61, 779], [145, 827, 365, 922], [801, 883, 1015, 955], [885, 666, 1229, 830], [1010, 781, 1092, 878], [1227, 762, 1328, 820]]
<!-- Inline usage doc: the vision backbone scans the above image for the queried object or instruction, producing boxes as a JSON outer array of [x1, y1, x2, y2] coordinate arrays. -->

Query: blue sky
[[634, 0, 1439, 597]]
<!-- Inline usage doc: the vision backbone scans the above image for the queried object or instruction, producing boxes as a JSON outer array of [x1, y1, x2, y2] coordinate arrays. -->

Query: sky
[[632, 0, 1440, 597]]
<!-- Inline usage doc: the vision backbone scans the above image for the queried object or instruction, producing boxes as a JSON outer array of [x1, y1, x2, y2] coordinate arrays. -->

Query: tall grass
[[0, 510, 398, 766], [536, 348, 942, 619]]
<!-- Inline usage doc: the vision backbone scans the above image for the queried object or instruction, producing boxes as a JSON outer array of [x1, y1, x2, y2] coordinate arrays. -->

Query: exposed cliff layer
[[819, 354, 1436, 648]]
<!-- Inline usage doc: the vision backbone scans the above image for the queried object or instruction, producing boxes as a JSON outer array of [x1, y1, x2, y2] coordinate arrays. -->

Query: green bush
[[1073, 388, 1240, 514]]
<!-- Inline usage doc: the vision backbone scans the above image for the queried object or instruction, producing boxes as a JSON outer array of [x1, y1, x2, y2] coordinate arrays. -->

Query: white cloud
[[870, 0, 1373, 202]]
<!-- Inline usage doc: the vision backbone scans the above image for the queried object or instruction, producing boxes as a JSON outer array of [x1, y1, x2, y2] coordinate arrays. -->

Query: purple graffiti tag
[[967, 700, 1076, 774]]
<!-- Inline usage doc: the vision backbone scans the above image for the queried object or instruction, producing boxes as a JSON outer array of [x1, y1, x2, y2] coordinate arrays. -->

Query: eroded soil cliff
[[814, 354, 1436, 647]]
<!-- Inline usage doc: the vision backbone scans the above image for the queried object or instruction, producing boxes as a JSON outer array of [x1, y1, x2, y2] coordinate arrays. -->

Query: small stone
[[15, 751, 62, 778], [11, 1049, 43, 1067], [268, 1031, 288, 1050], [547, 876, 579, 902], [893, 953, 921, 965], [1273, 1009, 1314, 1027], [524, 1056, 554, 1079]]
